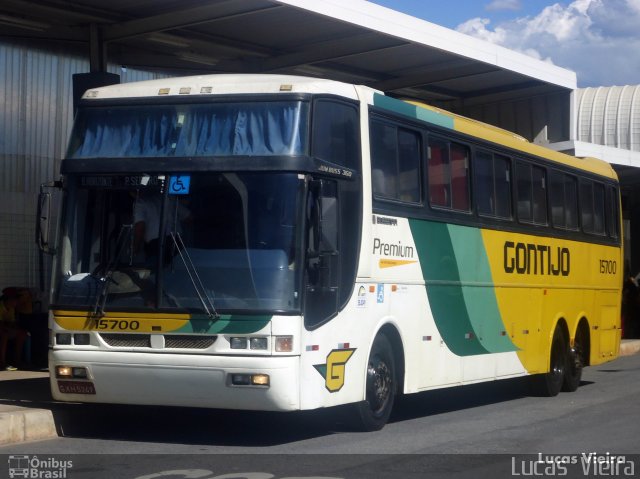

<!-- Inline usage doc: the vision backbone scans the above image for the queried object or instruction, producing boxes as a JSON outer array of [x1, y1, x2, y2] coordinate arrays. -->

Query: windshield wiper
[[92, 224, 132, 317], [169, 232, 219, 319]]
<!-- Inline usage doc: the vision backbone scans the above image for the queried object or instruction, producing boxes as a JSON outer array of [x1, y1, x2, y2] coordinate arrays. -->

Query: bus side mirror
[[37, 181, 61, 254], [308, 179, 338, 255]]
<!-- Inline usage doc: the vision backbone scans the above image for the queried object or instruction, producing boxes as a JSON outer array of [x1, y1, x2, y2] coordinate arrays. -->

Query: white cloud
[[456, 0, 640, 87], [485, 0, 522, 11]]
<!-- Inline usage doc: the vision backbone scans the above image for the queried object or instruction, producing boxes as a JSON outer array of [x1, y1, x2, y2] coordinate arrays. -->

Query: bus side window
[[428, 137, 470, 212], [593, 182, 606, 235], [475, 150, 511, 219], [370, 121, 398, 199], [516, 161, 532, 222], [516, 161, 547, 225], [580, 180, 594, 233], [428, 139, 450, 208], [565, 174, 579, 230], [370, 120, 421, 204], [312, 100, 359, 170], [607, 186, 620, 239]]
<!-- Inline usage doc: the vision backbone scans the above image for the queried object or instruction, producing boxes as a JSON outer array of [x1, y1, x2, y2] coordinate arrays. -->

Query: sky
[[371, 0, 640, 87]]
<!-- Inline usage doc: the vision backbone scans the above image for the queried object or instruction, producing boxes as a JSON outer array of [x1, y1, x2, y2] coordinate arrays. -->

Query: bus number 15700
[[94, 319, 140, 330], [599, 259, 617, 275]]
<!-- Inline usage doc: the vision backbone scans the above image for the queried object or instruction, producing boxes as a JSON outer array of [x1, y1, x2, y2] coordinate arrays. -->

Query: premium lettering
[[373, 238, 414, 258], [504, 241, 570, 276]]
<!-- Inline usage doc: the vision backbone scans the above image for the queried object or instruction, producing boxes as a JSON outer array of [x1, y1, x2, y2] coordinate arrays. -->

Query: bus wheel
[[354, 334, 396, 431], [531, 327, 567, 397], [562, 333, 584, 392]]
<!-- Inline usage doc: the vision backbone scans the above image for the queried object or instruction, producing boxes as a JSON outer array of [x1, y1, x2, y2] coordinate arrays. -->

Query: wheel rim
[[366, 354, 392, 417]]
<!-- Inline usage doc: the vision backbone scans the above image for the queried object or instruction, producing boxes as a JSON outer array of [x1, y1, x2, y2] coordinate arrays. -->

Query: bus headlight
[[230, 373, 270, 387], [56, 366, 88, 379], [230, 337, 247, 349], [56, 333, 72, 345], [55, 366, 72, 378], [249, 337, 268, 350], [73, 333, 91, 345]]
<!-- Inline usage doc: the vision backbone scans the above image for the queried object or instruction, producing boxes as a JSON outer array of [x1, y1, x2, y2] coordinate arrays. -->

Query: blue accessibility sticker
[[169, 175, 190, 195]]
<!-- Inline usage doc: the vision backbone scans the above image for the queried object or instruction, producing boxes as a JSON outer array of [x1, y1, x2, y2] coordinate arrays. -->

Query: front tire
[[354, 334, 396, 431]]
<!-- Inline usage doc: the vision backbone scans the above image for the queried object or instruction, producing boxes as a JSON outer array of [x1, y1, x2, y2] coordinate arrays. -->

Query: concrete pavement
[[1, 340, 639, 447]]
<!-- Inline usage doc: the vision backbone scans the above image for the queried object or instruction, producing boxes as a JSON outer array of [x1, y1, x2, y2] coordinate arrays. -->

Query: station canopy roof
[[1, 0, 577, 109]]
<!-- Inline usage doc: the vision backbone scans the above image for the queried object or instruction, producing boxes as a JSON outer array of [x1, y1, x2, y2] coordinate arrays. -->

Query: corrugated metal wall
[[0, 41, 170, 302], [576, 85, 640, 152]]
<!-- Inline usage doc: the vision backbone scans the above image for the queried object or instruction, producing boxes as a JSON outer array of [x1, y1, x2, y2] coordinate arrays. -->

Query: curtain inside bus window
[[175, 102, 307, 156], [68, 102, 308, 158], [450, 143, 469, 211], [69, 108, 178, 158], [428, 139, 449, 207]]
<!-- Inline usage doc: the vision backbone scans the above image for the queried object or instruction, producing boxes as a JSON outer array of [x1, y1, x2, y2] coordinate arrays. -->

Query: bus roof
[[81, 73, 362, 101], [376, 96, 618, 181], [81, 73, 616, 181]]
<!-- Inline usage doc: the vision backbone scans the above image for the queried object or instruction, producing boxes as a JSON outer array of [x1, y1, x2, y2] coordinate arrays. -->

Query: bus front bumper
[[49, 349, 300, 411]]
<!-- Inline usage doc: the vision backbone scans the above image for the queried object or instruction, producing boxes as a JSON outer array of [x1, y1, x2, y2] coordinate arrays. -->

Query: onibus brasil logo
[[8, 455, 73, 478]]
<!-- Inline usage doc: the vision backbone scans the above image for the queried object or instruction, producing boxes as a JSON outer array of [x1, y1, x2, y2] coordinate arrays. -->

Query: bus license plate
[[58, 380, 96, 395]]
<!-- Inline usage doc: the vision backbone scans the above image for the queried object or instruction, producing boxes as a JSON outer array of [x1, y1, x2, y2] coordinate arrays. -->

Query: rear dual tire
[[531, 327, 582, 396]]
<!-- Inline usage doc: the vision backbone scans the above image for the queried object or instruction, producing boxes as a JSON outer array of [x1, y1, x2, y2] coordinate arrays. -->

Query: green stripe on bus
[[409, 219, 488, 356], [447, 224, 518, 353], [176, 315, 271, 334], [372, 94, 454, 129]]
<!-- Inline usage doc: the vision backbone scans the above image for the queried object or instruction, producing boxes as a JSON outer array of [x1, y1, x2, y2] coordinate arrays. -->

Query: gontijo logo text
[[504, 241, 570, 276]]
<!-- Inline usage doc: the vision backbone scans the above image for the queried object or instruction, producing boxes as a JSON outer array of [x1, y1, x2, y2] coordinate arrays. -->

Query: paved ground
[[1, 339, 639, 447]]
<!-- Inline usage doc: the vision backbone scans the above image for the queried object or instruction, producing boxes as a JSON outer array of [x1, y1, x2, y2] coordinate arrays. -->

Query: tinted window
[[313, 100, 359, 169], [550, 171, 564, 227], [593, 182, 606, 235], [476, 150, 511, 219], [607, 186, 620, 238], [428, 138, 470, 211], [516, 162, 532, 222], [532, 166, 547, 224], [370, 120, 421, 203], [516, 161, 547, 225], [565, 175, 579, 230], [549, 171, 578, 230], [580, 180, 594, 233]]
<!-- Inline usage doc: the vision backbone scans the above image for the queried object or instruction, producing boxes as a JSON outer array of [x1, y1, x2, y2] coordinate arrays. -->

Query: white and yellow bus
[[43, 74, 622, 430]]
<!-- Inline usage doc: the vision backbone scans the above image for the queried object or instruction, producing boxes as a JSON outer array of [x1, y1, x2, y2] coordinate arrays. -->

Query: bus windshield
[[54, 173, 303, 314], [67, 101, 309, 158]]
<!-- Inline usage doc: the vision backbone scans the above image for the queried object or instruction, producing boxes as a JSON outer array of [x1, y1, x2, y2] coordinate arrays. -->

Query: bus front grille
[[100, 333, 150, 348], [164, 335, 217, 349], [99, 333, 217, 349]]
